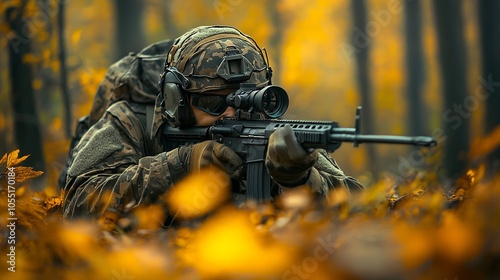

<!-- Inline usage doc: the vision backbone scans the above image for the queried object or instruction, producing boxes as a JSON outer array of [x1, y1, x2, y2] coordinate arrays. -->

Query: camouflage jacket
[[62, 97, 364, 219]]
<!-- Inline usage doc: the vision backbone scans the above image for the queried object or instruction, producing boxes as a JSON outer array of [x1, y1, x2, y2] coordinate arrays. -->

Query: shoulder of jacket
[[104, 101, 145, 136], [105, 100, 156, 154], [106, 100, 147, 115]]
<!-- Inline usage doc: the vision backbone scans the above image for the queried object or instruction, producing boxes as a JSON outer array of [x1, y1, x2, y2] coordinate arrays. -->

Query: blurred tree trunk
[[433, 0, 469, 180], [5, 4, 46, 173], [58, 0, 71, 137], [114, 0, 146, 59], [267, 0, 282, 85], [478, 0, 500, 176], [404, 0, 426, 135], [161, 0, 179, 39], [351, 0, 379, 178]]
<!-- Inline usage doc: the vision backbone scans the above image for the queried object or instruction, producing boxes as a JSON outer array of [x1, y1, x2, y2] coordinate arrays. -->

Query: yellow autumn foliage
[[164, 165, 231, 219], [186, 207, 297, 278], [0, 149, 43, 182], [0, 148, 500, 279]]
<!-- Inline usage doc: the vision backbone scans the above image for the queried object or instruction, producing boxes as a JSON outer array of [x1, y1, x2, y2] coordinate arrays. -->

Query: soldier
[[62, 25, 363, 220]]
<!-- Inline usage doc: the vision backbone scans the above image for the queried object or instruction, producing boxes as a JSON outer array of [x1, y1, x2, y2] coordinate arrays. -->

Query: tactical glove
[[266, 125, 319, 187], [178, 140, 243, 175]]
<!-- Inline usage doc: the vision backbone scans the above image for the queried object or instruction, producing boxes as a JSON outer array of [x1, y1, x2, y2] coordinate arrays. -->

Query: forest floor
[[0, 149, 499, 280]]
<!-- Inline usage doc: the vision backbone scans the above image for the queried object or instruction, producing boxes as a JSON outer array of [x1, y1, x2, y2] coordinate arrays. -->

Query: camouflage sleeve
[[280, 150, 364, 197], [63, 101, 188, 219]]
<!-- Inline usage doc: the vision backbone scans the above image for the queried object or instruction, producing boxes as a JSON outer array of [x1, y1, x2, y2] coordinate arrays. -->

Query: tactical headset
[[158, 26, 273, 128]]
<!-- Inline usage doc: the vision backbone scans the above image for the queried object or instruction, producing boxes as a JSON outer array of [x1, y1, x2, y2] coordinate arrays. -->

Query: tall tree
[[433, 0, 469, 180], [161, 0, 179, 39], [58, 0, 71, 137], [351, 0, 379, 178], [5, 3, 46, 173], [478, 0, 500, 176], [404, 0, 426, 136], [267, 0, 283, 85], [114, 0, 146, 59]]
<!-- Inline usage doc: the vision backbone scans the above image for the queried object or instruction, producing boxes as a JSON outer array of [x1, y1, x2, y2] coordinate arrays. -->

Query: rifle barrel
[[330, 134, 437, 147]]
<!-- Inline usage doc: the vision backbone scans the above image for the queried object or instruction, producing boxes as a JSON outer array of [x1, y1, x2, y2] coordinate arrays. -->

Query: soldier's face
[[190, 89, 236, 127]]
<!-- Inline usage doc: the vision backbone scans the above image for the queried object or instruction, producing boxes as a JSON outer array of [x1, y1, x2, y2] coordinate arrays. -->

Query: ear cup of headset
[[161, 70, 194, 127]]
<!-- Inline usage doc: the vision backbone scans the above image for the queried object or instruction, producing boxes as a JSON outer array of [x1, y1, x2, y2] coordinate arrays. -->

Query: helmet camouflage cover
[[165, 25, 270, 93]]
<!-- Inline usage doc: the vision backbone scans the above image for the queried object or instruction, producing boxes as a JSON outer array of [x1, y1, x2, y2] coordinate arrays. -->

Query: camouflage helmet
[[160, 25, 272, 127], [165, 25, 271, 93]]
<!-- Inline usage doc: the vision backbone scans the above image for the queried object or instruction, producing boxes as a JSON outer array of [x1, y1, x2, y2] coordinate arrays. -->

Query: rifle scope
[[226, 83, 289, 118]]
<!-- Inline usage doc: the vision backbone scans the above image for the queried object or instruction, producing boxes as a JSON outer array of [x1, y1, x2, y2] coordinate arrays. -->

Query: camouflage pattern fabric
[[58, 40, 174, 190], [63, 100, 187, 218], [89, 39, 174, 126]]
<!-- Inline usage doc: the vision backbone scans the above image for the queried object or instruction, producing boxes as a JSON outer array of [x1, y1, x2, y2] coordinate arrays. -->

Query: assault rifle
[[163, 84, 436, 202]]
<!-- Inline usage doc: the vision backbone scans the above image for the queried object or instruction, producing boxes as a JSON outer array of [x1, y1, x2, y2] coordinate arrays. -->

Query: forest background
[[1, 0, 500, 279]]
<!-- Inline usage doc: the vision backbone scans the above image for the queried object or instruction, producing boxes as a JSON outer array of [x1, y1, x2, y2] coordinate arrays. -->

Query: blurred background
[[0, 0, 499, 191]]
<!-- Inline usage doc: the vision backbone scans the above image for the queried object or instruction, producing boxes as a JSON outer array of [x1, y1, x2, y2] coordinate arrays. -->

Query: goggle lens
[[192, 94, 228, 116]]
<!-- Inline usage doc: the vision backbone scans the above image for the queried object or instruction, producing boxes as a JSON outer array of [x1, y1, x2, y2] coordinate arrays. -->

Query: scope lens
[[256, 86, 289, 118]]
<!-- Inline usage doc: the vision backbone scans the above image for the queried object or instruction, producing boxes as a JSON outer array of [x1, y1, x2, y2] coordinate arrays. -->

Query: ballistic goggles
[[191, 93, 229, 116]]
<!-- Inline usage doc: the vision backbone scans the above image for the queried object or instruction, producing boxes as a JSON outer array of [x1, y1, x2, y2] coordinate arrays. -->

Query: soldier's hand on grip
[[266, 125, 318, 187], [178, 140, 243, 175]]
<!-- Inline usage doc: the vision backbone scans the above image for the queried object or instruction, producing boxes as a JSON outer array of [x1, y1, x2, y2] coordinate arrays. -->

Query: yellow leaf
[[436, 212, 482, 263], [7, 149, 29, 167], [327, 186, 349, 206], [97, 245, 172, 279], [394, 223, 435, 269], [58, 222, 100, 259], [9, 166, 43, 182], [16, 185, 26, 197], [164, 166, 231, 219], [189, 207, 296, 278], [133, 204, 165, 230], [43, 196, 63, 211]]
